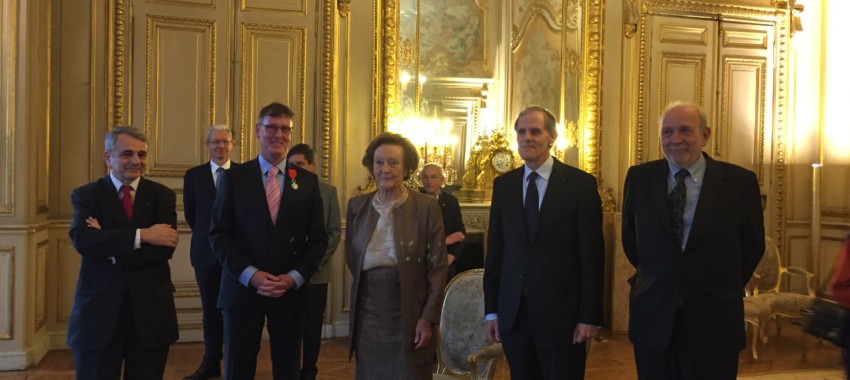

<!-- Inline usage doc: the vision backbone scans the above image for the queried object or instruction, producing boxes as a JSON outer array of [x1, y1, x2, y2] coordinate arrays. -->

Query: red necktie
[[120, 185, 133, 221]]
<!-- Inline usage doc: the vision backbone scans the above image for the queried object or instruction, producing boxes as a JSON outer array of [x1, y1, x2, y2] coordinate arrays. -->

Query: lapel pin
[[289, 168, 299, 190]]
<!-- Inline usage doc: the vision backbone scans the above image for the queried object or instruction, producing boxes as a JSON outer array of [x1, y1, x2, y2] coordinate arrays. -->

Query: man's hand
[[140, 224, 179, 247], [250, 271, 287, 298], [446, 231, 465, 246], [85, 217, 102, 230], [447, 254, 456, 266], [486, 319, 501, 343], [413, 319, 433, 349], [277, 274, 296, 291], [573, 323, 599, 344]]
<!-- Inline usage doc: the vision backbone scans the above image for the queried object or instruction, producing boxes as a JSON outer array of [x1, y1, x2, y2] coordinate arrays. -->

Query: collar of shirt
[[257, 155, 286, 177], [667, 153, 706, 186], [210, 159, 231, 174], [524, 155, 554, 181], [109, 172, 140, 193]]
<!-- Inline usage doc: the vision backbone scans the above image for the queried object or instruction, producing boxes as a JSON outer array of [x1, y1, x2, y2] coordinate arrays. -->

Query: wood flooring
[[0, 326, 842, 379]]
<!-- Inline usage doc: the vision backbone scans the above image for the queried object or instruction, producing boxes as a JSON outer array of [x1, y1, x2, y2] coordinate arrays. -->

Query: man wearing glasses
[[182, 125, 238, 379], [210, 102, 328, 379]]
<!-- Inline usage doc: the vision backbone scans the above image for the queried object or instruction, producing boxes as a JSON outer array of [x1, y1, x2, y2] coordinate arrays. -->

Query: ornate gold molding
[[379, 0, 398, 134], [338, 0, 351, 18], [320, 0, 334, 182], [644, 0, 785, 22], [110, 0, 127, 126], [582, 0, 604, 179], [772, 15, 789, 246]]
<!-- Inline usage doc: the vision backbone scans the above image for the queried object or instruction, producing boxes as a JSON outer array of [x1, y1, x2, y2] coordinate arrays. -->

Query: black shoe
[[183, 366, 222, 380]]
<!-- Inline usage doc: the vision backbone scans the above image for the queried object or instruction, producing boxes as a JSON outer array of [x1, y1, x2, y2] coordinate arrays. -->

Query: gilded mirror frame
[[373, 0, 605, 179]]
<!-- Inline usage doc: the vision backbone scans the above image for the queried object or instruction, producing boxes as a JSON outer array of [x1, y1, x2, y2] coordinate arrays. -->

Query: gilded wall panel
[[0, 247, 13, 339], [238, 23, 307, 161], [0, 0, 15, 215], [723, 29, 768, 49], [719, 57, 766, 182], [34, 241, 47, 330], [511, 20, 562, 124], [241, 0, 305, 14], [822, 149, 850, 217], [57, 240, 79, 323], [417, 0, 488, 77], [658, 25, 707, 45], [145, 15, 217, 177]]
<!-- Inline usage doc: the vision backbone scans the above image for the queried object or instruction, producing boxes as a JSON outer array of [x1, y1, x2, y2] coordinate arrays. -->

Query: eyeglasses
[[261, 124, 293, 134], [207, 139, 233, 145]]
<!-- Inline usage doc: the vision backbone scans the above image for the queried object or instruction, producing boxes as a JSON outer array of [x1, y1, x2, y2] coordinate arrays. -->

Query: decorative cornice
[[644, 0, 785, 22]]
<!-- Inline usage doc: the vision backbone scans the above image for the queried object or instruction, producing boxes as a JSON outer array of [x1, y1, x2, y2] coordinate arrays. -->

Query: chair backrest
[[753, 237, 782, 294], [437, 269, 489, 375]]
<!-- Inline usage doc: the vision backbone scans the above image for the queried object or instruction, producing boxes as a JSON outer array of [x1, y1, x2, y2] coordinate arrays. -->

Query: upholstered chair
[[434, 269, 504, 380], [749, 237, 816, 359]]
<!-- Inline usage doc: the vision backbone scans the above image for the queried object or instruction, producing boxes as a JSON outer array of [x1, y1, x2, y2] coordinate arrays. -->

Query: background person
[[419, 163, 465, 281], [182, 124, 238, 380], [346, 132, 448, 380], [286, 143, 342, 380]]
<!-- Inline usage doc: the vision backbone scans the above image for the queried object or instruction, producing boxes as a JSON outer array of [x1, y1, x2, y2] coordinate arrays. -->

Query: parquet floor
[[0, 327, 842, 379]]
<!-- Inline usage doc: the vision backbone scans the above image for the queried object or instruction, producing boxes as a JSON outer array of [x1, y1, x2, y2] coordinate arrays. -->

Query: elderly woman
[[346, 132, 448, 379]]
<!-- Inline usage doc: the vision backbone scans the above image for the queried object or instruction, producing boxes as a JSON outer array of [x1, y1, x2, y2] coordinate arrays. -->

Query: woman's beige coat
[[345, 190, 448, 366]]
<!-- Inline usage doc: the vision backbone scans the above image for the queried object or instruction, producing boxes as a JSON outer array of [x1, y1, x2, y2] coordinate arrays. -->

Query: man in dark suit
[[182, 124, 238, 380], [420, 163, 465, 281], [622, 101, 765, 380], [68, 126, 180, 379], [484, 106, 604, 379], [285, 143, 342, 380], [209, 102, 328, 379]]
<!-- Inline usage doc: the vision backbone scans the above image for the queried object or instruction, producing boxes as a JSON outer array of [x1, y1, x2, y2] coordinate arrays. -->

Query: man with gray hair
[[68, 126, 180, 378], [622, 101, 764, 379], [182, 124, 238, 379]]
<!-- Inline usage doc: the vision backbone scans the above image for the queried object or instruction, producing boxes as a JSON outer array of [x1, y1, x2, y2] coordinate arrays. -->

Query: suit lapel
[[278, 165, 296, 228], [649, 160, 676, 240], [505, 169, 530, 244], [687, 155, 725, 247]]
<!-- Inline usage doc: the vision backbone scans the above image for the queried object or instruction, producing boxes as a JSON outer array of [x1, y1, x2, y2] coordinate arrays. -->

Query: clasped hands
[[250, 271, 296, 298], [85, 217, 178, 247]]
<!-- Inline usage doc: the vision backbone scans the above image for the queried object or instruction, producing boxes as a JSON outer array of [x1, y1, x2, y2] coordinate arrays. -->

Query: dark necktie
[[214, 166, 224, 186], [525, 172, 540, 238], [669, 169, 689, 244], [120, 185, 133, 221]]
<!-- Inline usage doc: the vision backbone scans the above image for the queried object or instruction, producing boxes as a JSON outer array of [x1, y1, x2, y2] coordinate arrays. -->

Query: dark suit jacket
[[437, 191, 465, 257], [67, 176, 178, 350], [183, 161, 239, 269], [622, 153, 765, 354], [483, 159, 604, 335], [209, 158, 328, 311]]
